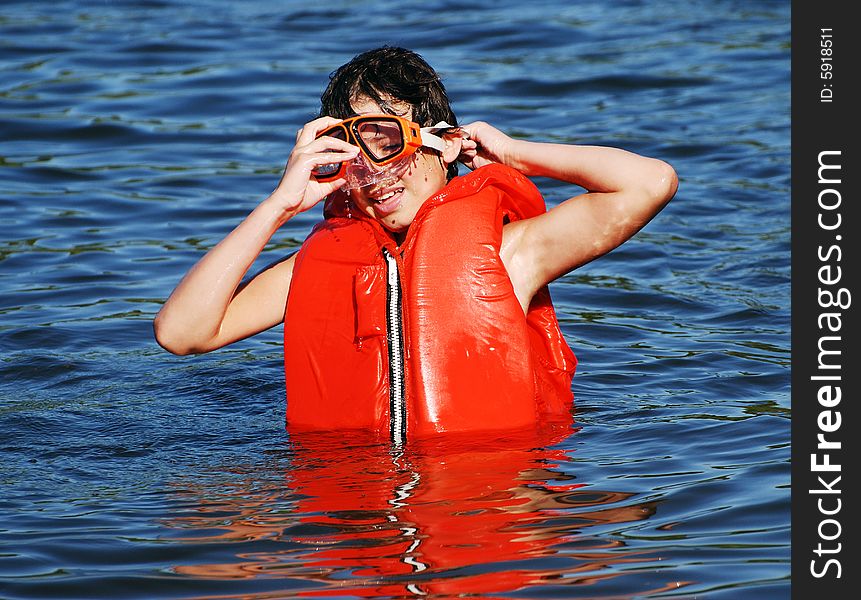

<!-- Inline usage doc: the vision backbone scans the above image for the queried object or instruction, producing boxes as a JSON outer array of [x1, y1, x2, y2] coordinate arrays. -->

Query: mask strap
[[419, 121, 461, 152]]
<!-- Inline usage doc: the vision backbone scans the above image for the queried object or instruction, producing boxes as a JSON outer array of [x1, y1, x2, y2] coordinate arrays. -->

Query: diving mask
[[312, 113, 455, 190]]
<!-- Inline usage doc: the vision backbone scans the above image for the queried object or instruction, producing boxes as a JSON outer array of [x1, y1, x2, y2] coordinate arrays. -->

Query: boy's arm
[[461, 122, 678, 299], [153, 200, 299, 355], [153, 117, 358, 355]]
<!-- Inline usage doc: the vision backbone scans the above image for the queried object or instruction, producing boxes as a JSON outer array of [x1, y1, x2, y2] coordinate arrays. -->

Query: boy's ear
[[441, 135, 463, 165]]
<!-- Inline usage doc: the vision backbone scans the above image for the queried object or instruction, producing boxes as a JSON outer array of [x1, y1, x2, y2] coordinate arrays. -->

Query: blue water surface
[[1, 1, 790, 598]]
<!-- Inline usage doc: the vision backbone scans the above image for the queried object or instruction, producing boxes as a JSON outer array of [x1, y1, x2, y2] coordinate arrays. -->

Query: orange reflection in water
[[166, 425, 688, 598]]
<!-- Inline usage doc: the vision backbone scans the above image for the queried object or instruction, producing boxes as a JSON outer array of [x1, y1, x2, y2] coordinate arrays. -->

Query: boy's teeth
[[377, 190, 397, 202]]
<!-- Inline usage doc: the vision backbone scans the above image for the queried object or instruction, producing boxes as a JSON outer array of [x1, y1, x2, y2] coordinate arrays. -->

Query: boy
[[154, 46, 677, 442]]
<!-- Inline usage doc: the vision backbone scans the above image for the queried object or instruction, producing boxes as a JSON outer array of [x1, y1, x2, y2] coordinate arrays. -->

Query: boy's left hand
[[457, 121, 514, 171]]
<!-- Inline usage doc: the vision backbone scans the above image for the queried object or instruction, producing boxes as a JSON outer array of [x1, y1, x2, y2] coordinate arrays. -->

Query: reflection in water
[[163, 427, 686, 598]]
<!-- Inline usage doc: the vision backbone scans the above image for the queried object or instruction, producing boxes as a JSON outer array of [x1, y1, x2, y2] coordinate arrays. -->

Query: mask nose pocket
[[353, 264, 387, 348]]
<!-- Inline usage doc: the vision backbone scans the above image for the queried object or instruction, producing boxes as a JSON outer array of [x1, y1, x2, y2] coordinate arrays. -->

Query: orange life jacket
[[283, 164, 576, 442]]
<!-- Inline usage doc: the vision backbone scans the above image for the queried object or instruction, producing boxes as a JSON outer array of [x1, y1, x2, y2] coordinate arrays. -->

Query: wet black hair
[[319, 46, 459, 180]]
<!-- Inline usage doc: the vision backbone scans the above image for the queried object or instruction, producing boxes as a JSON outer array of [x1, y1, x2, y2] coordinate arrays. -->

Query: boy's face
[[347, 96, 452, 236]]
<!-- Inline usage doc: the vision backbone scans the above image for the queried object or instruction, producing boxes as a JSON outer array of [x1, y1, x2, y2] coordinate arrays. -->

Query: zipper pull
[[387, 258, 398, 284]]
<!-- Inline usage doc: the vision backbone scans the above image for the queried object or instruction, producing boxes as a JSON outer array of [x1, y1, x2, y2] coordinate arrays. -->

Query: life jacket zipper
[[383, 248, 406, 446]]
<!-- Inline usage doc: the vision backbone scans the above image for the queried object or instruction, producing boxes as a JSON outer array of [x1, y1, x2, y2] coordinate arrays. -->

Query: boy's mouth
[[368, 186, 405, 215]]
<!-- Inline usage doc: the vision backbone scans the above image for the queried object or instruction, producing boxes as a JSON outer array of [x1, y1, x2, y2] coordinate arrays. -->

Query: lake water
[[0, 1, 790, 598]]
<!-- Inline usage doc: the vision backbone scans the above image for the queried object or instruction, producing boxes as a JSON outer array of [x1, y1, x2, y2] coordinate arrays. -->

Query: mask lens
[[356, 119, 405, 162], [312, 127, 349, 178]]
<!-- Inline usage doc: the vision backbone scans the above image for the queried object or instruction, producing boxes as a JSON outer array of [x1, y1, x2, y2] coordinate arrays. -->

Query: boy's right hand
[[270, 117, 359, 217]]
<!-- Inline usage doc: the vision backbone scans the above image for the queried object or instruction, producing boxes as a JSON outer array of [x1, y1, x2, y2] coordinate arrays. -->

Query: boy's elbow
[[651, 160, 678, 205], [153, 313, 197, 356]]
